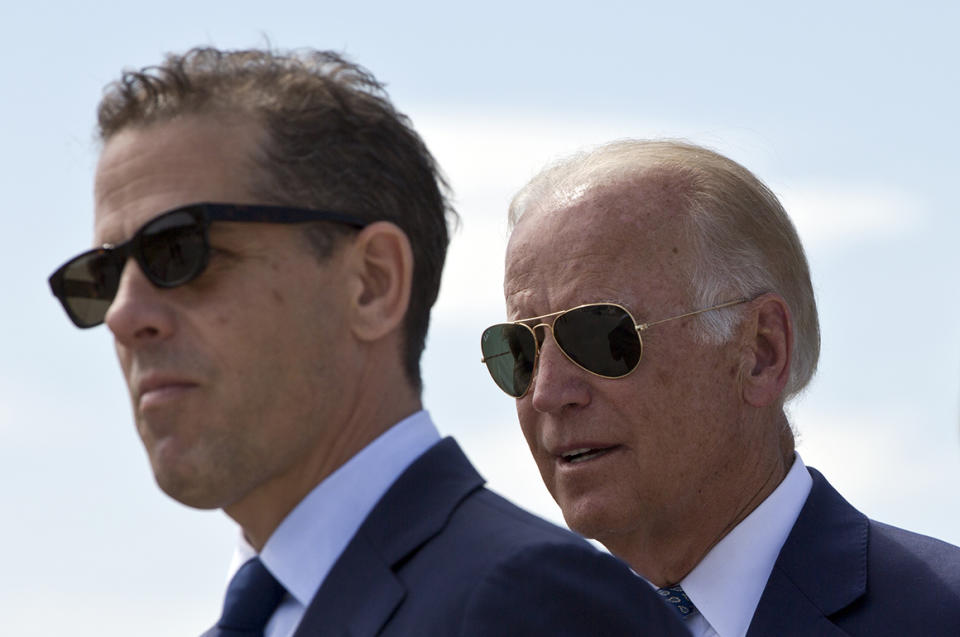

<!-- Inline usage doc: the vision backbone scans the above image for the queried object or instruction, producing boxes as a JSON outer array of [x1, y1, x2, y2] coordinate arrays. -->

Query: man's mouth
[[136, 375, 199, 410], [561, 446, 616, 464]]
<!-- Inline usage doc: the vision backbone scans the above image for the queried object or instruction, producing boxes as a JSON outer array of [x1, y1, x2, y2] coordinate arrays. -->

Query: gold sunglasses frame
[[481, 297, 750, 397]]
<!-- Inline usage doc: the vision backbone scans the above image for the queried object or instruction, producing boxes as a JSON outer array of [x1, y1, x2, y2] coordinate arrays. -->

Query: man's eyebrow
[[511, 298, 636, 321], [208, 223, 257, 240], [93, 229, 130, 248]]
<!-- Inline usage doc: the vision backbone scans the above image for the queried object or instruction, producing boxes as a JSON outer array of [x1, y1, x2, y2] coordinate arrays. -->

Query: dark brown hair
[[98, 46, 456, 392]]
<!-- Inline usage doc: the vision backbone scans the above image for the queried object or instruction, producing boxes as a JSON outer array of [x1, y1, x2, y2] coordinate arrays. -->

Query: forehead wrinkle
[[505, 244, 631, 318], [505, 184, 696, 325], [508, 183, 747, 362], [94, 116, 263, 247]]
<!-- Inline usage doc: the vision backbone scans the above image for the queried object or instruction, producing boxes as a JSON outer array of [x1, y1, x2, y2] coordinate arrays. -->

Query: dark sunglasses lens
[[140, 210, 207, 286], [481, 324, 538, 397], [55, 250, 123, 327], [555, 305, 641, 377]]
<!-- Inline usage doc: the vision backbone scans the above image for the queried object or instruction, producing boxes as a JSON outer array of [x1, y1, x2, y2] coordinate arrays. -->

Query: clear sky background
[[2, 1, 958, 634]]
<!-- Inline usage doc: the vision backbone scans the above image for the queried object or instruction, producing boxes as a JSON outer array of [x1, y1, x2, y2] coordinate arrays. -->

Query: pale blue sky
[[2, 1, 958, 634]]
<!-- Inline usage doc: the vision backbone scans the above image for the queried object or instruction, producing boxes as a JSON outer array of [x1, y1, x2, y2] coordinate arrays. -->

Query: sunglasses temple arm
[[636, 297, 750, 332]]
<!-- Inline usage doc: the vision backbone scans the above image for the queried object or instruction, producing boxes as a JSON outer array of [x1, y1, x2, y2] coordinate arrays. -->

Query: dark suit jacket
[[747, 467, 960, 636], [290, 437, 687, 636]]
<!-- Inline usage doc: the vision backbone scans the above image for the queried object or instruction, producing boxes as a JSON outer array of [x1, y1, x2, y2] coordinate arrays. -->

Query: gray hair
[[508, 139, 819, 399]]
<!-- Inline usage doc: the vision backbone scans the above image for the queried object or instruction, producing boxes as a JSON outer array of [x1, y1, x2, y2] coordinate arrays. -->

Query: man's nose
[[528, 329, 591, 413], [104, 259, 176, 346]]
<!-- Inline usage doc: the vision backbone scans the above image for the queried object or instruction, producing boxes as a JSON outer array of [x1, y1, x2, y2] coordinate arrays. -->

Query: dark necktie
[[657, 584, 697, 619], [211, 557, 287, 637]]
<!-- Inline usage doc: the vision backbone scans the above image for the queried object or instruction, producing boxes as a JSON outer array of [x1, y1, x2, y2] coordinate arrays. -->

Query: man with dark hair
[[49, 48, 686, 636], [482, 138, 960, 636]]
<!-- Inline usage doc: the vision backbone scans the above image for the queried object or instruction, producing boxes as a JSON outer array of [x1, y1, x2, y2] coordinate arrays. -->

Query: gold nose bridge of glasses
[[480, 298, 751, 364]]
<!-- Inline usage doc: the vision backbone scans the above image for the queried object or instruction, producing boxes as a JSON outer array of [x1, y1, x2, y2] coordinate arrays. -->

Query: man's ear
[[345, 221, 413, 342], [740, 293, 793, 407]]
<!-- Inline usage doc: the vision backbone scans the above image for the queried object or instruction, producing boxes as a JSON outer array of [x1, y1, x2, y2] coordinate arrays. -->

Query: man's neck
[[226, 367, 421, 551], [610, 415, 795, 587]]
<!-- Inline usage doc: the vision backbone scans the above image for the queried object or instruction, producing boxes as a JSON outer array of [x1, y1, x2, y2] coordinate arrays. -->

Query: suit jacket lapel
[[293, 438, 484, 637], [747, 467, 868, 636], [293, 531, 405, 637]]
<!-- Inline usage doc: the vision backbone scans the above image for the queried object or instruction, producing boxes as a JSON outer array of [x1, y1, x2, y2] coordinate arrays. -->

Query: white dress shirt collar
[[226, 409, 441, 636], [681, 453, 813, 637]]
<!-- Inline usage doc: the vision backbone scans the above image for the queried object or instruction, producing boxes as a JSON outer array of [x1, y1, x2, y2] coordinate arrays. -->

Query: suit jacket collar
[[293, 438, 484, 637], [747, 467, 868, 636]]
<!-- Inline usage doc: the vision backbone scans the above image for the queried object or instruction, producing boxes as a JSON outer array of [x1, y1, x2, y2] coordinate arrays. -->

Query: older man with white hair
[[480, 139, 960, 636]]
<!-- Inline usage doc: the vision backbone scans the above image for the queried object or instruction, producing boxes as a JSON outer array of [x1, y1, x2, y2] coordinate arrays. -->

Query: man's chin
[[557, 495, 624, 540], [151, 464, 229, 510]]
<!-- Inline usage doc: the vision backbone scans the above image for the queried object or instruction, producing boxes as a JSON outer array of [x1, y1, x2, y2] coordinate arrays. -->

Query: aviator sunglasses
[[48, 202, 368, 328], [480, 298, 749, 397]]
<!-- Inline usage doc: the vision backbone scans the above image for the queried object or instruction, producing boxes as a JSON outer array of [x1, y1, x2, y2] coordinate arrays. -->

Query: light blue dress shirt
[[224, 410, 441, 637], [680, 453, 813, 637]]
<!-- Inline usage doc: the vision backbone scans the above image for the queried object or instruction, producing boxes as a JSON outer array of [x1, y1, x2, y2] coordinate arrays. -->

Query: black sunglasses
[[480, 299, 749, 398], [48, 202, 369, 328]]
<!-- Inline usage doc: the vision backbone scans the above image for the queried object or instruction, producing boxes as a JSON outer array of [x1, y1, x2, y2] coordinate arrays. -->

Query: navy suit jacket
[[747, 467, 960, 636], [288, 437, 687, 636]]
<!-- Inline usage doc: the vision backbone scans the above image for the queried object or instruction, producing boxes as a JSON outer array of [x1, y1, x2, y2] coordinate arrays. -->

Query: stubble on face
[[95, 115, 358, 522]]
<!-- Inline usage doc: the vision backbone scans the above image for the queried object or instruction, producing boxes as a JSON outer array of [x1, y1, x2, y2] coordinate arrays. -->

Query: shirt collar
[[680, 453, 812, 637], [227, 410, 441, 607]]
